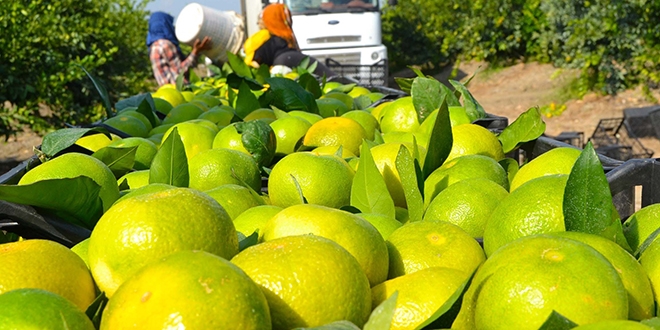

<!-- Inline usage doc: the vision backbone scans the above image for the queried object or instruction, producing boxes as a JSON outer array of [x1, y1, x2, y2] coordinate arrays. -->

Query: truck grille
[[306, 36, 361, 44], [312, 52, 361, 65]]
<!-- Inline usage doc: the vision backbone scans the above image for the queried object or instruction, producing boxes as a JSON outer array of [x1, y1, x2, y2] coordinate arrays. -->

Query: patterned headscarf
[[261, 4, 299, 49], [146, 12, 183, 57]]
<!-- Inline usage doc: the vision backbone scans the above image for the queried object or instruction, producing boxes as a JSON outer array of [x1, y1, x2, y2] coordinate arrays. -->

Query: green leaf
[[563, 142, 621, 243], [641, 317, 660, 329], [327, 83, 356, 94], [364, 291, 398, 330], [175, 71, 185, 91], [0, 177, 103, 229], [537, 311, 578, 330], [264, 77, 319, 113], [227, 73, 264, 90], [226, 52, 253, 78], [297, 72, 322, 99], [255, 65, 271, 85], [78, 65, 113, 118], [235, 120, 277, 168], [189, 68, 200, 84], [449, 80, 486, 122], [91, 146, 137, 179], [498, 158, 519, 188], [272, 106, 289, 119], [395, 77, 414, 94], [395, 146, 423, 222], [293, 320, 361, 330], [354, 95, 374, 110], [497, 107, 546, 153], [415, 270, 475, 329], [41, 128, 111, 158], [635, 226, 660, 258], [350, 141, 396, 218], [422, 100, 452, 179], [291, 174, 308, 204], [227, 84, 238, 107], [411, 76, 460, 123], [149, 127, 188, 187], [238, 231, 259, 252], [410, 66, 425, 77], [0, 231, 21, 244], [85, 292, 108, 329], [235, 81, 262, 119]]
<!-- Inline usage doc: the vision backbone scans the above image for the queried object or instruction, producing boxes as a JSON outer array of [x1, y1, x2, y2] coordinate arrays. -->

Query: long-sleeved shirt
[[149, 39, 197, 86]]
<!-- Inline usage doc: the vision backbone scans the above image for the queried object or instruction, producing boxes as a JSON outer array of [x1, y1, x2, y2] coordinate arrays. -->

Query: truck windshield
[[284, 0, 379, 14]]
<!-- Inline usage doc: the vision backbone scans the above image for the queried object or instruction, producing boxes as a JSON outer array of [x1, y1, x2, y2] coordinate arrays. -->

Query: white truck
[[240, 0, 390, 86]]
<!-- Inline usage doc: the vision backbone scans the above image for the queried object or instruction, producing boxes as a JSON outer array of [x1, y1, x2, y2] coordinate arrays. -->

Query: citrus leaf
[[0, 177, 103, 230], [227, 84, 237, 108], [634, 226, 660, 258], [364, 291, 398, 330], [564, 142, 621, 243], [41, 127, 111, 158], [255, 64, 271, 85], [415, 270, 475, 329], [395, 77, 413, 94], [0, 231, 20, 244], [339, 205, 362, 214], [175, 71, 185, 91], [354, 95, 373, 110], [396, 146, 423, 222], [497, 107, 546, 153], [641, 317, 660, 329], [290, 174, 308, 204], [78, 65, 113, 118], [410, 66, 425, 77], [264, 77, 319, 113], [449, 80, 486, 122], [328, 83, 356, 94], [85, 292, 108, 329], [411, 76, 460, 123], [537, 310, 578, 330], [189, 68, 200, 84], [498, 158, 519, 187], [227, 72, 264, 90], [236, 120, 277, 168], [293, 320, 361, 330], [92, 146, 138, 179], [422, 99, 452, 179], [235, 80, 262, 119], [149, 127, 188, 187], [227, 51, 253, 78], [350, 141, 396, 218], [298, 72, 322, 99], [230, 168, 266, 205], [116, 93, 159, 128], [238, 231, 259, 252]]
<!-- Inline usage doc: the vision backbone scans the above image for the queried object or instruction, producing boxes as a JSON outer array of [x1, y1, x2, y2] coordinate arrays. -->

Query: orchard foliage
[[382, 0, 660, 96], [0, 0, 154, 139]]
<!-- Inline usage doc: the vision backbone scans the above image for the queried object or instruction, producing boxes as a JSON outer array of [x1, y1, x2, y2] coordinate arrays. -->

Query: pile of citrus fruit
[[1, 64, 660, 330]]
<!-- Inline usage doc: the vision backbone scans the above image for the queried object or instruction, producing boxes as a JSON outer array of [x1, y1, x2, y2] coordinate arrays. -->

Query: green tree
[[0, 0, 155, 139]]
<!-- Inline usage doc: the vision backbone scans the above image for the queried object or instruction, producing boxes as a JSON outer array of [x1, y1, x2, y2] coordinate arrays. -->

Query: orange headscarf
[[261, 4, 299, 50]]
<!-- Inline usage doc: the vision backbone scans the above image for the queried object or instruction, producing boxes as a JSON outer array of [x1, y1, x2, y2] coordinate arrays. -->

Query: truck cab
[[241, 0, 389, 86]]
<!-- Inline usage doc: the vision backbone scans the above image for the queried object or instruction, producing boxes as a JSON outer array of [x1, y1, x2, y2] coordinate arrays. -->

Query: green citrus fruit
[[162, 103, 204, 125], [233, 204, 283, 238], [321, 92, 354, 112], [153, 88, 185, 108], [212, 123, 250, 154], [88, 187, 238, 297], [303, 117, 367, 156], [231, 235, 372, 329], [446, 124, 505, 163], [288, 110, 323, 125], [341, 110, 379, 140], [0, 240, 96, 310], [379, 96, 420, 134], [188, 148, 262, 192], [163, 121, 216, 160], [153, 97, 174, 115], [100, 250, 270, 329], [270, 116, 312, 155], [108, 137, 158, 170], [424, 178, 509, 238], [268, 152, 354, 208], [386, 220, 485, 279], [0, 288, 95, 329], [357, 213, 402, 240], [262, 204, 389, 286], [117, 169, 150, 190], [510, 147, 581, 191], [103, 114, 149, 137], [316, 98, 351, 118], [483, 174, 568, 257], [204, 184, 265, 220], [623, 203, 660, 253]]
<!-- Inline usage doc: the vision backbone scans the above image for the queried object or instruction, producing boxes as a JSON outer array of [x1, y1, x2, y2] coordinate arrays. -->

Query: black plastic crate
[[588, 117, 654, 161], [325, 58, 388, 87]]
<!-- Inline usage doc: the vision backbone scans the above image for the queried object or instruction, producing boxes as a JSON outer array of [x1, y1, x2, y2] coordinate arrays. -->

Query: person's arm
[[179, 37, 212, 74]]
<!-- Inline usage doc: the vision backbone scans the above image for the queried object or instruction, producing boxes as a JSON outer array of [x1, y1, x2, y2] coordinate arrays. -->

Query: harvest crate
[[325, 58, 389, 87]]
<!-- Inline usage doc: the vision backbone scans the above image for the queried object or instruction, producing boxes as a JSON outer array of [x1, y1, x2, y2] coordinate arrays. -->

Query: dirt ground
[[2, 60, 660, 177]]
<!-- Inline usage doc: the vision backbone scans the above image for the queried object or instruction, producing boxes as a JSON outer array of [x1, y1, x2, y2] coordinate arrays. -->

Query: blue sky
[[146, 0, 242, 16]]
